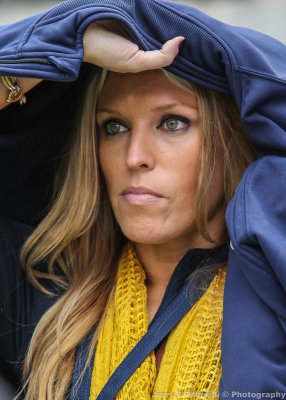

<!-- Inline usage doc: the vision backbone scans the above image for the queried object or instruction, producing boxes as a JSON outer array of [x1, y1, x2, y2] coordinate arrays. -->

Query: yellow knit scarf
[[90, 243, 226, 400]]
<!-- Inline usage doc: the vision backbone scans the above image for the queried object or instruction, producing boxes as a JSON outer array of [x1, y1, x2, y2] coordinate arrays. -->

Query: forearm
[[0, 77, 42, 110]]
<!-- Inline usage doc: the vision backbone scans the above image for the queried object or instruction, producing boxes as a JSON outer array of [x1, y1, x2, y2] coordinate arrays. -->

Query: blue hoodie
[[0, 1, 286, 398]]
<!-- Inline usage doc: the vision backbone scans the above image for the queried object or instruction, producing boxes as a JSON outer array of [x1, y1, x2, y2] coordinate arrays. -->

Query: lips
[[121, 187, 163, 196], [120, 187, 164, 205]]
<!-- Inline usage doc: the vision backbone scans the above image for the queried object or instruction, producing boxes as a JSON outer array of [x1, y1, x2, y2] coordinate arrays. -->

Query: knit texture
[[90, 243, 226, 400]]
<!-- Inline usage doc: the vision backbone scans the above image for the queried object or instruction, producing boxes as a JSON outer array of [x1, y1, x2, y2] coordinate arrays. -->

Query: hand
[[83, 20, 184, 73]]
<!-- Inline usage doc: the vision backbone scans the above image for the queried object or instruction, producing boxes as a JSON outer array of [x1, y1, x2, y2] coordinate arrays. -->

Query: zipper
[[0, 58, 53, 65]]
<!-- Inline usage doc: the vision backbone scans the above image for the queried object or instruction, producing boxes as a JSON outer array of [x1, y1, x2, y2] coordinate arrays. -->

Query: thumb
[[160, 36, 185, 63], [126, 36, 185, 72]]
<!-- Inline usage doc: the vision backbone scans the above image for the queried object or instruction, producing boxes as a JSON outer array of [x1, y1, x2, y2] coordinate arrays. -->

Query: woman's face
[[97, 70, 223, 248]]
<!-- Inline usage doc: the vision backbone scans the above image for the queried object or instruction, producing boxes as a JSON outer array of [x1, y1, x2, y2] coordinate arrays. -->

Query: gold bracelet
[[1, 76, 26, 105]]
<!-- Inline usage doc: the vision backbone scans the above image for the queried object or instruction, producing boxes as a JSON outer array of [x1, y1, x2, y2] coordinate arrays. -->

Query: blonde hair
[[19, 68, 256, 399]]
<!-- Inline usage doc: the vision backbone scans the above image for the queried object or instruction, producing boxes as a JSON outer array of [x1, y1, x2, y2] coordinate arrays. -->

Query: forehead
[[97, 69, 198, 110]]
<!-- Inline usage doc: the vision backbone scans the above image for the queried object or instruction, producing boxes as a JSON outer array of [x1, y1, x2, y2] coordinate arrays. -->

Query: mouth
[[120, 186, 164, 205]]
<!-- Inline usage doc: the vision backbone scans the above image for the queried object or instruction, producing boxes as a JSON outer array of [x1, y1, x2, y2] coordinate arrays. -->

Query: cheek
[[172, 147, 201, 203], [99, 143, 121, 191]]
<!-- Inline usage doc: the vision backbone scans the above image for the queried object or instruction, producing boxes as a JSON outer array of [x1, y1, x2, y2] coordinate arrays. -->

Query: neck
[[133, 210, 226, 324], [135, 242, 186, 288], [135, 238, 220, 325], [135, 237, 212, 289], [135, 240, 196, 324], [134, 211, 227, 289]]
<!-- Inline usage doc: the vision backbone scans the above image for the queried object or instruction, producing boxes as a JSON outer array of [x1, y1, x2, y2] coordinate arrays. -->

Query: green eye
[[160, 116, 190, 133], [106, 122, 121, 134], [103, 120, 128, 135], [165, 119, 180, 131]]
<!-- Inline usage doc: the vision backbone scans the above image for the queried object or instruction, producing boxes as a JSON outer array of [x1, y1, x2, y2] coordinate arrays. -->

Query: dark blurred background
[[0, 0, 285, 43]]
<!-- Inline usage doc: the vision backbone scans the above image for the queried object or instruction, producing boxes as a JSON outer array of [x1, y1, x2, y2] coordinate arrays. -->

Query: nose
[[125, 126, 155, 171]]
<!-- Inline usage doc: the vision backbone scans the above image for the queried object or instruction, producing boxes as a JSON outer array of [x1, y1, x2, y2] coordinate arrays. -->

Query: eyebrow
[[150, 103, 198, 112], [97, 103, 198, 115], [97, 108, 124, 116]]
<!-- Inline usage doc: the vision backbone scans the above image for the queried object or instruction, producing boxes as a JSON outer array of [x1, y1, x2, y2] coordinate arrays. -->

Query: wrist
[[1, 76, 27, 105], [0, 77, 9, 105], [0, 76, 43, 110]]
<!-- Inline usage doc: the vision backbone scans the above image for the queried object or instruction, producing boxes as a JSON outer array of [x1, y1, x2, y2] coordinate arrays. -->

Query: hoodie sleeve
[[220, 157, 286, 396]]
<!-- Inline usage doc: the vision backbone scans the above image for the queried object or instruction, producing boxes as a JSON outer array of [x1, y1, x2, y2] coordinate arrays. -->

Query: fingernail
[[178, 38, 186, 50]]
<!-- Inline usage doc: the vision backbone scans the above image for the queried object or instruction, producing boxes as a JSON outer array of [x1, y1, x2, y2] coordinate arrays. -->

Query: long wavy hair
[[19, 68, 256, 399]]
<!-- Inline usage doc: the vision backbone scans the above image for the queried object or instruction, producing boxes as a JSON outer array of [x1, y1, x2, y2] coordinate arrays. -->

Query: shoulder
[[0, 217, 32, 281], [0, 216, 32, 244], [0, 217, 59, 378]]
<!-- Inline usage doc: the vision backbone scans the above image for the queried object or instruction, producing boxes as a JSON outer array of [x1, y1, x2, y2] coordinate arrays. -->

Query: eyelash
[[101, 115, 191, 136], [102, 119, 129, 135], [157, 115, 191, 132]]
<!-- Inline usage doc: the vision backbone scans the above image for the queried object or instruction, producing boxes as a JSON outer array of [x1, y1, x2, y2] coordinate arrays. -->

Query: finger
[[161, 36, 185, 60], [126, 37, 185, 72]]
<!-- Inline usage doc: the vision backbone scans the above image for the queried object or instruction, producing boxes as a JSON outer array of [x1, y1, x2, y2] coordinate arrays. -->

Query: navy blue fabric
[[222, 157, 286, 397], [71, 334, 96, 400], [0, 217, 59, 382], [221, 247, 286, 395], [150, 244, 229, 327], [0, 0, 285, 398]]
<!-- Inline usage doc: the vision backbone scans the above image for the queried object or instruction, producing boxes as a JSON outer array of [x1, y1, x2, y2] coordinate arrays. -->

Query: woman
[[1, 1, 286, 399]]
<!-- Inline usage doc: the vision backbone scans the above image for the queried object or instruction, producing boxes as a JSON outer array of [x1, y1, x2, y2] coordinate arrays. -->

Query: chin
[[121, 226, 170, 246]]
